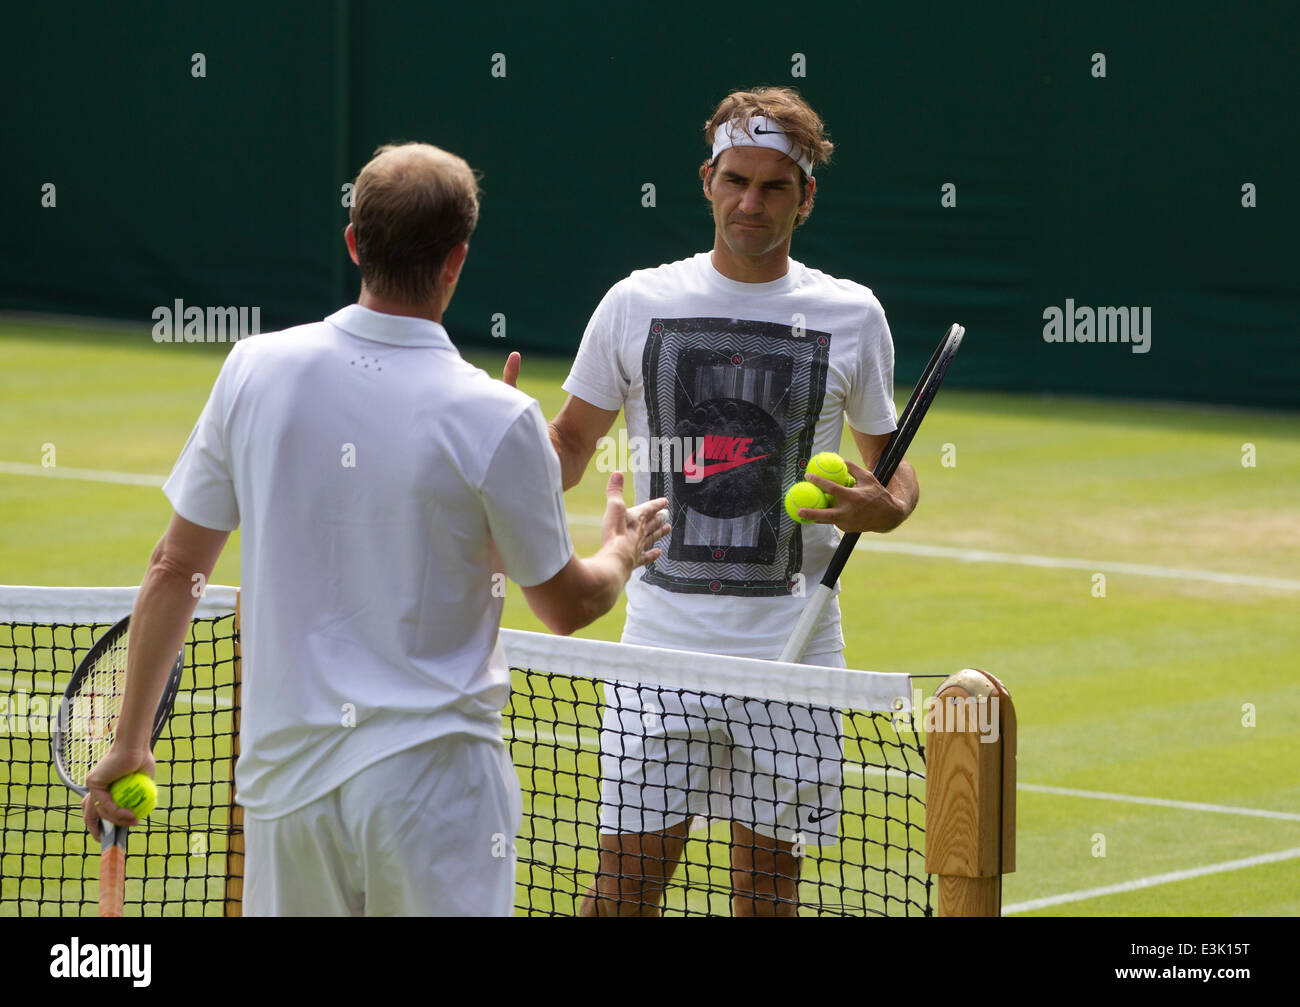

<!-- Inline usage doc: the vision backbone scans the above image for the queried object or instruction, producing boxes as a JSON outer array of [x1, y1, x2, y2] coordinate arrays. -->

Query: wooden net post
[[223, 591, 245, 916], [923, 668, 1017, 916]]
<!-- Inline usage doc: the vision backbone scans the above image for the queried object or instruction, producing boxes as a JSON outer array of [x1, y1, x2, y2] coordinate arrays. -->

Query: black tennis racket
[[780, 323, 965, 662], [51, 614, 184, 917]]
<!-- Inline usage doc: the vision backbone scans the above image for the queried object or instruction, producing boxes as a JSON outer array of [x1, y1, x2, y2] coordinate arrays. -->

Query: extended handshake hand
[[600, 473, 669, 573]]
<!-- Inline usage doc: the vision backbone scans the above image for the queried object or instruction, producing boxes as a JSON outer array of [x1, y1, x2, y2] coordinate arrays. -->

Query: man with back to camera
[[505, 88, 919, 915], [81, 142, 669, 916]]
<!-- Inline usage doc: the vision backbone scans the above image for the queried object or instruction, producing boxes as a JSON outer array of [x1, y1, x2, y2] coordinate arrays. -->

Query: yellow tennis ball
[[784, 480, 829, 523], [806, 451, 856, 487], [109, 772, 157, 818]]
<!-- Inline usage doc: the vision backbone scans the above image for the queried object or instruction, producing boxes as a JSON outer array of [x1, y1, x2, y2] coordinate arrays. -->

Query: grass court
[[1, 319, 1297, 915]]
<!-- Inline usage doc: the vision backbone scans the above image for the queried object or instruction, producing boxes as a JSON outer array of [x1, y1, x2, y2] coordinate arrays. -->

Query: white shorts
[[598, 651, 845, 844], [244, 734, 522, 916]]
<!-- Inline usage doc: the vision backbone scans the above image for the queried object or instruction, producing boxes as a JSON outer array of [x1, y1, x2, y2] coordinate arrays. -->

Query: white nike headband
[[710, 115, 814, 178]]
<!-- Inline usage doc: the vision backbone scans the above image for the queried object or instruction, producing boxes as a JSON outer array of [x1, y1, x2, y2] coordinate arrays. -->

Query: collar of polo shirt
[[326, 303, 454, 348]]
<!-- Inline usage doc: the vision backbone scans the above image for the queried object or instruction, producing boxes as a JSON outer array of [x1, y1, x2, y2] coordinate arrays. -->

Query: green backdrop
[[4, 0, 1297, 407]]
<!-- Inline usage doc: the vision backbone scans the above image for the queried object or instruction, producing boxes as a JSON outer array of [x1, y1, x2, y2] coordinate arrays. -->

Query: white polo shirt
[[163, 304, 574, 818]]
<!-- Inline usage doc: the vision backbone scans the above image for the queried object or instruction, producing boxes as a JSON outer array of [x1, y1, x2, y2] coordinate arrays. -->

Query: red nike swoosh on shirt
[[683, 450, 772, 479]]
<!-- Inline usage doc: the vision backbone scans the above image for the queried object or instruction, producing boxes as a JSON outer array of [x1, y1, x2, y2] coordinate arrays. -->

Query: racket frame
[[52, 613, 185, 917]]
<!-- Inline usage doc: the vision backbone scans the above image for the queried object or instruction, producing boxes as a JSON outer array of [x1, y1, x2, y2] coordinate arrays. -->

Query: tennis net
[[1, 586, 936, 916], [0, 586, 242, 916], [503, 629, 929, 916]]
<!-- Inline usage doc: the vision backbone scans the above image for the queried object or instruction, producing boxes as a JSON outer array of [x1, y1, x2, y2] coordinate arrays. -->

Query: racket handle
[[779, 583, 836, 663], [98, 824, 128, 918]]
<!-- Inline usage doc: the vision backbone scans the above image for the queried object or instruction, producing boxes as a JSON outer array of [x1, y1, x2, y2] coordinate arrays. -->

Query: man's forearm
[[113, 555, 204, 751], [572, 548, 636, 628], [887, 459, 920, 525], [548, 421, 590, 491]]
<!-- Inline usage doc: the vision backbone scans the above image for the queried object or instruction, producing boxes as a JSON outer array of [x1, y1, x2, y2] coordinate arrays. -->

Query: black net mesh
[[1, 602, 929, 917], [1, 613, 241, 916], [509, 670, 930, 916]]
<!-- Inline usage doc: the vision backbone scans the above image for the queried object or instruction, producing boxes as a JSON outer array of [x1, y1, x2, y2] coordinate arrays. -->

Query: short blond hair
[[699, 87, 834, 226], [348, 143, 480, 303]]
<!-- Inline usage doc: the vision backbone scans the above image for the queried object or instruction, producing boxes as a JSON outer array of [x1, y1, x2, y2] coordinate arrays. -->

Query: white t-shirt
[[163, 304, 574, 818], [563, 252, 897, 659]]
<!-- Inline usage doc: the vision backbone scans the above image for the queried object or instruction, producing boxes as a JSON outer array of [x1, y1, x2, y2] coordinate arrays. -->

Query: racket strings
[[61, 631, 131, 787]]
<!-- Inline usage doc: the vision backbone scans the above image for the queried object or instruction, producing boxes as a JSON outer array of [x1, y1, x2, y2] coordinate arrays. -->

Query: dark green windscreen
[[4, 1, 1296, 407]]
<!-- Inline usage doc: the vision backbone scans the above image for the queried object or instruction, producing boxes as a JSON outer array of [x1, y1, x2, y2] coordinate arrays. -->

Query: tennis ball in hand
[[109, 773, 157, 818], [806, 451, 856, 487], [785, 481, 829, 523]]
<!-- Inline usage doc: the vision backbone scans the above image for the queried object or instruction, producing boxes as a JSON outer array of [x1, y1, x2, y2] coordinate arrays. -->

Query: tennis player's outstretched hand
[[600, 472, 670, 571], [520, 473, 668, 635]]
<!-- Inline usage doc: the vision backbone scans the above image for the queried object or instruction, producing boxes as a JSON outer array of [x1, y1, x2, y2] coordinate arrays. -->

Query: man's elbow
[[549, 423, 592, 492], [146, 540, 184, 579], [523, 579, 586, 637], [538, 609, 581, 637], [883, 511, 909, 533], [145, 537, 204, 590], [890, 497, 919, 532], [524, 571, 609, 637], [537, 595, 605, 636]]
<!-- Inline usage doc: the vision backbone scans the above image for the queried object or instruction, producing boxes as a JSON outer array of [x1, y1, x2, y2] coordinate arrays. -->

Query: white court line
[[1002, 847, 1300, 915], [567, 514, 1298, 591], [503, 724, 915, 782], [4, 460, 1295, 591], [852, 540, 1300, 592], [0, 672, 230, 714], [1020, 783, 1300, 823], [171, 689, 230, 711], [0, 461, 165, 487], [5, 675, 1295, 819], [508, 725, 1300, 822]]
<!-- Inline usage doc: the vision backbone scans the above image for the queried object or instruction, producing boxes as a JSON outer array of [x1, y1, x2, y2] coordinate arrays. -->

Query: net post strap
[[922, 668, 1017, 917]]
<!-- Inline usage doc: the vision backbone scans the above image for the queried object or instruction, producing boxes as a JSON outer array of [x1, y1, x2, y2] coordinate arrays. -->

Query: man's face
[[705, 146, 809, 259]]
